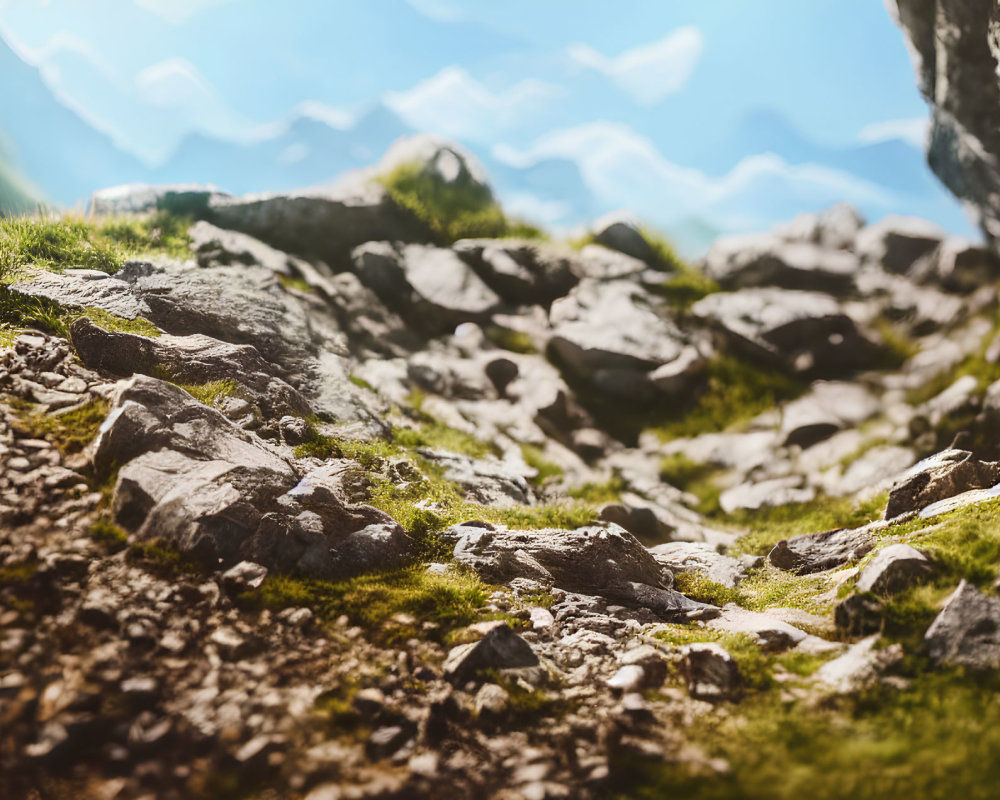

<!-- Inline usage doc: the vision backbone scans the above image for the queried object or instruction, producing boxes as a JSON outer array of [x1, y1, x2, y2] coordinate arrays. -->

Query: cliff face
[[890, 0, 1000, 248]]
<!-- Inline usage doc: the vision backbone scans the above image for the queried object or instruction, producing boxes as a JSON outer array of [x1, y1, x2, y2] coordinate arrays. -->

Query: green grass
[[78, 306, 161, 338], [243, 566, 491, 643], [727, 493, 889, 557], [520, 443, 564, 485], [659, 453, 723, 514], [605, 671, 1000, 800], [10, 396, 110, 454], [379, 159, 542, 244], [394, 419, 499, 459], [650, 266, 720, 309], [483, 325, 538, 355], [568, 475, 627, 504], [126, 539, 202, 576], [0, 211, 193, 282], [349, 374, 375, 392], [179, 378, 239, 407]]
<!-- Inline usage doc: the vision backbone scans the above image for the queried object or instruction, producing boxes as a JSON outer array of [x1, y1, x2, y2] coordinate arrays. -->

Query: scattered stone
[[856, 544, 932, 595], [925, 580, 1000, 670], [814, 636, 903, 693], [769, 523, 880, 574], [442, 624, 540, 683], [834, 593, 885, 637], [885, 449, 1000, 519], [680, 643, 740, 700]]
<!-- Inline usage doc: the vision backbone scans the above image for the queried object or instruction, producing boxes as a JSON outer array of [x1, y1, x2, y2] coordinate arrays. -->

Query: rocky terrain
[[5, 8, 1000, 798]]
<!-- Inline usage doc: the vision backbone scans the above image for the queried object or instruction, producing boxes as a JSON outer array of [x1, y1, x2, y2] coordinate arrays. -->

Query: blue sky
[[0, 0, 976, 248]]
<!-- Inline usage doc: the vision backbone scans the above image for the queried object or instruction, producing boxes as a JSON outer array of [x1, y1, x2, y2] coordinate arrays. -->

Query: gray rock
[[925, 581, 1000, 670], [591, 213, 658, 265], [417, 449, 534, 507], [648, 542, 757, 589], [453, 239, 579, 305], [720, 477, 815, 515], [909, 236, 1000, 292], [704, 234, 859, 294], [834, 593, 885, 637], [221, 561, 269, 595], [885, 449, 1000, 519], [814, 635, 902, 693], [774, 203, 865, 251], [680, 642, 740, 700], [855, 215, 946, 274], [856, 543, 932, 595], [90, 182, 222, 216], [442, 624, 539, 683], [451, 523, 718, 621], [93, 375, 409, 577], [890, 0, 1000, 249], [768, 523, 879, 574], [548, 279, 705, 397], [780, 381, 881, 448], [70, 317, 311, 419], [691, 287, 882, 374], [706, 604, 808, 651]]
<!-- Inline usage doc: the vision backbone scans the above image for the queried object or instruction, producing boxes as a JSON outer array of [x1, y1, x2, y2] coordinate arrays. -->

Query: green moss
[[0, 558, 40, 583], [349, 374, 375, 392], [605, 671, 1000, 800], [638, 227, 687, 272], [483, 325, 538, 354], [0, 284, 72, 337], [11, 396, 110, 455], [127, 539, 202, 576], [652, 355, 806, 442], [277, 273, 313, 293], [87, 518, 128, 552], [568, 475, 626, 504], [379, 160, 509, 244], [521, 443, 564, 485], [659, 453, 723, 514], [179, 378, 239, 407], [650, 266, 720, 309], [79, 306, 161, 338], [672, 572, 744, 607], [245, 566, 490, 643], [394, 419, 499, 459], [727, 493, 888, 557]]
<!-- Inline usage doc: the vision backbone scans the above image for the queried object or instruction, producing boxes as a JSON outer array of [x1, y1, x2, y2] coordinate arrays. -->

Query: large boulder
[[92, 376, 411, 577], [453, 239, 579, 305], [548, 279, 707, 398], [884, 449, 1000, 519], [703, 234, 859, 295], [691, 287, 882, 375], [90, 183, 224, 216], [590, 212, 659, 266], [925, 580, 1000, 670], [449, 523, 719, 621], [889, 0, 1000, 249]]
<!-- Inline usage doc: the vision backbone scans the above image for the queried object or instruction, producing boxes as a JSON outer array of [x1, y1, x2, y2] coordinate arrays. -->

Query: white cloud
[[495, 121, 894, 231], [857, 116, 929, 149], [133, 0, 235, 24], [384, 66, 561, 141], [293, 101, 353, 129], [568, 27, 704, 105], [403, 0, 466, 22], [136, 58, 214, 108]]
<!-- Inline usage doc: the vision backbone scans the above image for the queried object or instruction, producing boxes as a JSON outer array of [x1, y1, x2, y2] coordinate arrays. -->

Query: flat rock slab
[[648, 542, 758, 589], [768, 522, 883, 574], [450, 523, 718, 621], [691, 287, 881, 374], [856, 543, 932, 595], [885, 449, 1000, 519], [925, 580, 1000, 670], [813, 635, 903, 693], [706, 604, 808, 651]]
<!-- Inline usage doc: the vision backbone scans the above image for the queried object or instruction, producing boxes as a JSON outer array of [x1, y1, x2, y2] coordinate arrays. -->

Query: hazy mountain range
[[0, 31, 976, 254]]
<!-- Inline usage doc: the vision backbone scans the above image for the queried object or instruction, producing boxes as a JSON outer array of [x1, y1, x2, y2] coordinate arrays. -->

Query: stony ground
[[5, 141, 1000, 800]]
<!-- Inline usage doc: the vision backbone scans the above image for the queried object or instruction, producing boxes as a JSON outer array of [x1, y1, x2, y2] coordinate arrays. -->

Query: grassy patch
[[650, 266, 720, 309], [127, 539, 202, 576], [0, 211, 192, 282], [394, 419, 499, 459], [727, 493, 888, 557], [652, 355, 805, 442], [483, 325, 537, 354], [80, 306, 161, 338], [277, 273, 314, 293], [10, 396, 110, 454], [659, 453, 723, 514], [605, 671, 1000, 800], [521, 443, 564, 485], [0, 284, 72, 338], [179, 378, 239, 407], [568, 475, 627, 505], [380, 160, 524, 244], [87, 517, 129, 552], [244, 566, 490, 643]]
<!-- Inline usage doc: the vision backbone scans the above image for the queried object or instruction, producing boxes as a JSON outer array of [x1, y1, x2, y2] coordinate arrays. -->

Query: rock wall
[[890, 0, 1000, 248]]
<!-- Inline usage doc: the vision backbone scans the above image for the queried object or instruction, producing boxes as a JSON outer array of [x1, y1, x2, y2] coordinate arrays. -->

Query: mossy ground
[[242, 565, 491, 644], [379, 160, 543, 244], [0, 212, 189, 344], [9, 396, 110, 455]]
